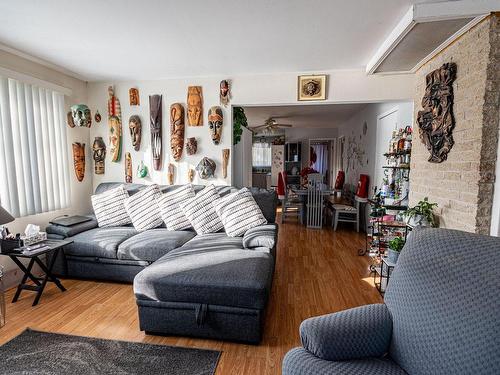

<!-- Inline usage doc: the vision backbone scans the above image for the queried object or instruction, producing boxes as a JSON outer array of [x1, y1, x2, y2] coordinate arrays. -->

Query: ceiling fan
[[251, 118, 293, 134]]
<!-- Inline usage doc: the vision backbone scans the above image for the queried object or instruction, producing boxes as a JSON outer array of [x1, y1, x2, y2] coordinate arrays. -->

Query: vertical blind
[[0, 76, 70, 218], [252, 142, 272, 167]]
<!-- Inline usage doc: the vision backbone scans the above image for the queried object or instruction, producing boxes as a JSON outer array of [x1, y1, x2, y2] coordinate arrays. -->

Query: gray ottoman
[[133, 233, 275, 343]]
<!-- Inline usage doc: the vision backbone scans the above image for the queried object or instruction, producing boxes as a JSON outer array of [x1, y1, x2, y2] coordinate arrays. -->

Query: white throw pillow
[[214, 187, 267, 237], [124, 184, 163, 231], [155, 184, 196, 231], [179, 185, 224, 235], [91, 186, 131, 228]]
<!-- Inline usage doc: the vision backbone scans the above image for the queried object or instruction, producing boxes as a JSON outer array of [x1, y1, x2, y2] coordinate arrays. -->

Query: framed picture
[[297, 74, 327, 101]]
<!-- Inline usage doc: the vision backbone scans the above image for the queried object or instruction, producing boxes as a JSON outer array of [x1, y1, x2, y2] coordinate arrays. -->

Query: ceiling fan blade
[[275, 124, 293, 128], [251, 124, 269, 130]]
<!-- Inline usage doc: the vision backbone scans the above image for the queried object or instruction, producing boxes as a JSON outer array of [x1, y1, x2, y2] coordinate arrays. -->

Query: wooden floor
[[0, 215, 382, 374]]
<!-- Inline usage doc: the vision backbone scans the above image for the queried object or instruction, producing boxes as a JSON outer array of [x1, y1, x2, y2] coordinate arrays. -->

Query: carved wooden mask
[[129, 115, 142, 151], [208, 106, 223, 145], [222, 148, 230, 179], [125, 152, 132, 183], [70, 104, 92, 127], [129, 88, 140, 106], [417, 62, 457, 163], [220, 80, 230, 107], [187, 86, 203, 126], [92, 137, 106, 175], [196, 157, 216, 179], [186, 137, 197, 155], [109, 116, 122, 162], [72, 142, 85, 182], [170, 103, 185, 161], [149, 95, 163, 170]]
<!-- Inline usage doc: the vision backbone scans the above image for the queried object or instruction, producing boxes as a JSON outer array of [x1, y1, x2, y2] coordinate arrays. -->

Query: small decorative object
[[107, 86, 122, 162], [222, 148, 230, 178], [137, 161, 148, 178], [387, 237, 405, 263], [188, 168, 195, 182], [94, 110, 101, 123], [149, 94, 162, 170], [68, 104, 91, 128], [186, 137, 197, 155], [129, 88, 140, 106], [170, 103, 185, 161], [219, 79, 231, 107], [72, 142, 85, 182], [233, 107, 248, 145], [125, 152, 132, 183], [187, 86, 203, 126], [417, 63, 457, 163], [92, 137, 106, 175], [167, 163, 175, 185], [404, 197, 438, 228], [196, 157, 216, 179], [128, 115, 142, 151], [208, 106, 223, 145], [297, 74, 327, 101]]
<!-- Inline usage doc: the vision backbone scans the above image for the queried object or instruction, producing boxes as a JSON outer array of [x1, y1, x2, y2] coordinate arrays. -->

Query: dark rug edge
[[3, 328, 222, 375]]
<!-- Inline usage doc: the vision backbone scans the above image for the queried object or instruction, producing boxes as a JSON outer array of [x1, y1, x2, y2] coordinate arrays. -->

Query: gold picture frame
[[297, 74, 327, 101]]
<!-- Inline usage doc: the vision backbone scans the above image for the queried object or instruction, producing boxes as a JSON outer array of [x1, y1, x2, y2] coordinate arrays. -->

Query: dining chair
[[306, 173, 325, 229], [280, 172, 302, 224], [329, 185, 360, 232]]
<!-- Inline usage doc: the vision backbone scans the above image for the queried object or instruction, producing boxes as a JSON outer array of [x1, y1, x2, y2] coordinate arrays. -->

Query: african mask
[[186, 137, 197, 155], [196, 157, 216, 179], [170, 103, 185, 161], [137, 161, 148, 178], [72, 142, 85, 182], [70, 104, 91, 128], [208, 106, 223, 145], [188, 169, 195, 182], [149, 95, 162, 170], [129, 115, 142, 151], [125, 152, 132, 183], [95, 110, 102, 123], [220, 80, 231, 107], [187, 86, 203, 126], [107, 86, 121, 121], [417, 63, 457, 163], [222, 149, 230, 179], [109, 115, 122, 162], [168, 163, 175, 185], [129, 88, 140, 106], [92, 137, 106, 175]]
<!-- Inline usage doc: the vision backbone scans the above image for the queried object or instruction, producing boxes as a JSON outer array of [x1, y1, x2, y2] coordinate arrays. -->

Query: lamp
[[0, 205, 14, 226]]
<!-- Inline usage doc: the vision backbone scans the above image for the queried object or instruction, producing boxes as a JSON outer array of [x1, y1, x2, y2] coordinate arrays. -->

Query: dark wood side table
[[0, 239, 72, 306]]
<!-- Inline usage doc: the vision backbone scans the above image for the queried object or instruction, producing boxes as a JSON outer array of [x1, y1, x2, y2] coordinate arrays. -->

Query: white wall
[[88, 69, 414, 189], [0, 50, 90, 287]]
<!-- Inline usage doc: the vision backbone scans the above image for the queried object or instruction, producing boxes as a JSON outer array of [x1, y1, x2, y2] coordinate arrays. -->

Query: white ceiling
[[244, 103, 368, 129], [0, 0, 440, 81]]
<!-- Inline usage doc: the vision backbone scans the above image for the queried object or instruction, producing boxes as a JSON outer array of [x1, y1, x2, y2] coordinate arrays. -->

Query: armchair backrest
[[384, 228, 500, 375]]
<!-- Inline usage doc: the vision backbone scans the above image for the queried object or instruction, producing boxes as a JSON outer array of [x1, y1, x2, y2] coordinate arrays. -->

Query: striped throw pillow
[[124, 184, 163, 231], [179, 185, 224, 235], [91, 186, 131, 228], [156, 184, 196, 231], [214, 188, 267, 237]]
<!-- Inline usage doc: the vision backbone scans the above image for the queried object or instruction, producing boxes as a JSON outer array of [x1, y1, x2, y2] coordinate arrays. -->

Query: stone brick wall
[[409, 14, 500, 234]]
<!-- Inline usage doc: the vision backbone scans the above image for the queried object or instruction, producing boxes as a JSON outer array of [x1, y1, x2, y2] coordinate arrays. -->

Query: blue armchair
[[283, 228, 500, 375]]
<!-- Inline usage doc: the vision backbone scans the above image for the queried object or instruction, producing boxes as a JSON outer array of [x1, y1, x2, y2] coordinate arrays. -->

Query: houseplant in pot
[[387, 236, 405, 263], [404, 197, 438, 227]]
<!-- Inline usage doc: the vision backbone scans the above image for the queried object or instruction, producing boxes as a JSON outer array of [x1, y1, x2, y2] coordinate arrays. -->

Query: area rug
[[0, 329, 221, 375]]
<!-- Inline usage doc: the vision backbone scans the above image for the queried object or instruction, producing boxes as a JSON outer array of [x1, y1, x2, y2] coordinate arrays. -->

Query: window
[[0, 76, 70, 218], [252, 142, 272, 167]]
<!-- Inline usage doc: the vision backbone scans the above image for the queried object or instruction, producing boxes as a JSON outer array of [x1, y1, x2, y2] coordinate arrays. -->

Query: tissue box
[[20, 232, 47, 246]]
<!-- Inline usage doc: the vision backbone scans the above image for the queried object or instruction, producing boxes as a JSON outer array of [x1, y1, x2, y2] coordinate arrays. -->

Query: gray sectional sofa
[[46, 182, 278, 343]]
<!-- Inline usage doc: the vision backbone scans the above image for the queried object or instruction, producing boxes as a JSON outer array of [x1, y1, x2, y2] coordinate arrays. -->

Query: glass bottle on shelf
[[404, 126, 412, 151], [398, 128, 406, 151]]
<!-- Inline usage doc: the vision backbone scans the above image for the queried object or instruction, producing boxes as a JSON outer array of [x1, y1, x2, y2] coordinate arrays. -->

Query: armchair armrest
[[46, 214, 98, 239], [300, 304, 392, 361], [242, 223, 277, 250]]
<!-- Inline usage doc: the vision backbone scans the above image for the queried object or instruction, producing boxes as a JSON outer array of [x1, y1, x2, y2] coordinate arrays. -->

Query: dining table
[[291, 187, 333, 225]]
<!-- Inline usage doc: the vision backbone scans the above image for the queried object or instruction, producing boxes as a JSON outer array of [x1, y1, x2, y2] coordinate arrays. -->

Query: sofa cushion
[[124, 184, 163, 231], [247, 187, 278, 223], [242, 224, 277, 250], [117, 229, 196, 262], [156, 184, 196, 231], [134, 234, 274, 310], [179, 185, 224, 235], [64, 227, 138, 259], [91, 186, 131, 228], [214, 187, 267, 237]]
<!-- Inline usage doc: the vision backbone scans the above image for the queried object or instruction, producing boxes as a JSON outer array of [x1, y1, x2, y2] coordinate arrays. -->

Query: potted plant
[[387, 236, 405, 263], [404, 197, 438, 227]]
